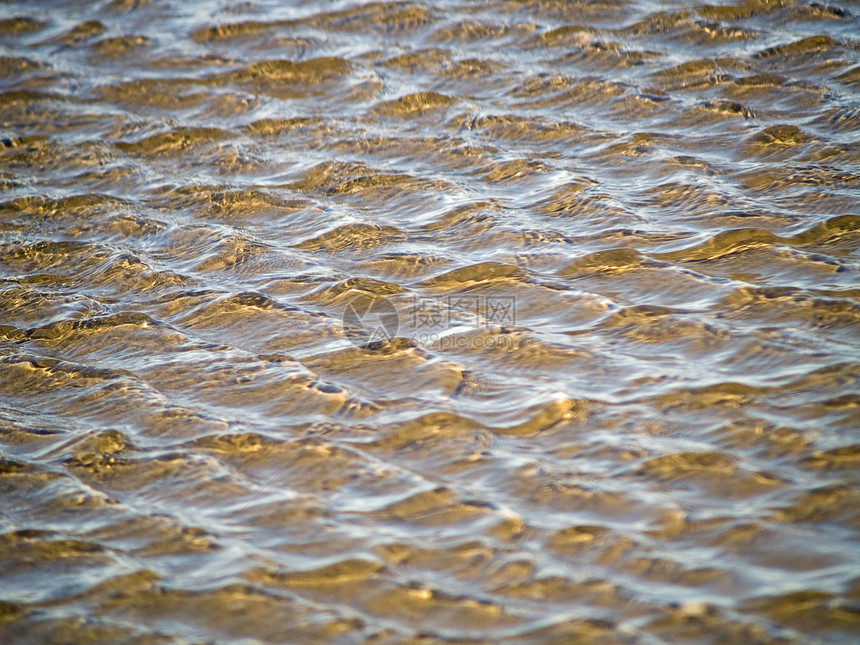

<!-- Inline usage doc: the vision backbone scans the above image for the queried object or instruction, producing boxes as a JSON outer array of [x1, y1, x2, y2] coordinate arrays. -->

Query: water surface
[[1, 0, 859, 643]]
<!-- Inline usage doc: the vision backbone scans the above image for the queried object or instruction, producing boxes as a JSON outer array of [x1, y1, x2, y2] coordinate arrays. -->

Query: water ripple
[[1, 0, 859, 643]]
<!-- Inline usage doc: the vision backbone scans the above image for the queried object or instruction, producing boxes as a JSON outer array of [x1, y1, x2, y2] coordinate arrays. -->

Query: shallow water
[[1, 0, 859, 643]]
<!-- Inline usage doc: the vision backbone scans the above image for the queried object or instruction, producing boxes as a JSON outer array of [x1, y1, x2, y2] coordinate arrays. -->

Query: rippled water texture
[[1, 0, 859, 642]]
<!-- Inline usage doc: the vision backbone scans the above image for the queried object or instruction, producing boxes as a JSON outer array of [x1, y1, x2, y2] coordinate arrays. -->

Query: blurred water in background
[[1, 0, 859, 643]]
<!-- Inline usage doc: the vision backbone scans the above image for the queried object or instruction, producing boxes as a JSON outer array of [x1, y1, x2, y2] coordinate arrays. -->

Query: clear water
[[1, 1, 859, 643]]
